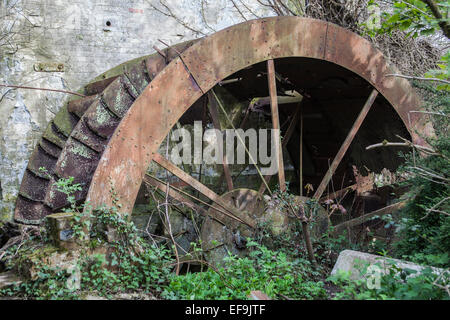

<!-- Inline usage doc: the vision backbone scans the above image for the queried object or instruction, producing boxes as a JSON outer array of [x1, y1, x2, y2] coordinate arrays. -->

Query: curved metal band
[[85, 17, 428, 214]]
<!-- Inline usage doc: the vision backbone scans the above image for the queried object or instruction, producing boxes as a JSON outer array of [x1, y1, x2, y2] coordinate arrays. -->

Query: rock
[[201, 189, 265, 266], [163, 208, 198, 258], [83, 292, 156, 300], [0, 222, 20, 248], [0, 271, 22, 289], [83, 294, 108, 300], [15, 245, 80, 280], [261, 195, 329, 237], [131, 204, 161, 235], [261, 195, 290, 236], [331, 249, 445, 281], [248, 290, 270, 300]]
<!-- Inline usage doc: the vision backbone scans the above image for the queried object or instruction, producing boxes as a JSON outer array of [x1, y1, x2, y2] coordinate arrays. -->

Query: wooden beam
[[211, 89, 272, 194], [152, 153, 256, 228], [319, 184, 357, 203], [300, 110, 303, 197], [251, 95, 303, 109], [313, 89, 379, 200], [143, 174, 206, 215], [332, 200, 407, 234], [267, 59, 286, 192], [143, 174, 231, 226], [258, 104, 301, 194]]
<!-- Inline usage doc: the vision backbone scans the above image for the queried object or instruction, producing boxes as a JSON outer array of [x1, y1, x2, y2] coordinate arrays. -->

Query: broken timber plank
[[333, 200, 407, 234]]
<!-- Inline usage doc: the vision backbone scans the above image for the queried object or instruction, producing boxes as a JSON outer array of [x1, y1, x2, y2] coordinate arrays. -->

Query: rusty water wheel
[[14, 17, 429, 269]]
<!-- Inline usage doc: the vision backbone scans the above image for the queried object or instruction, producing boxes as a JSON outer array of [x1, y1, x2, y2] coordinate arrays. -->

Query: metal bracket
[[34, 62, 65, 72]]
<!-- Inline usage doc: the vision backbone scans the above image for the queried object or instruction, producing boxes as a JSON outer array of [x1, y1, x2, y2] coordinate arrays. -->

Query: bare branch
[[149, 0, 207, 36], [421, 0, 450, 39], [0, 84, 85, 97], [230, 0, 248, 21], [385, 73, 450, 85]]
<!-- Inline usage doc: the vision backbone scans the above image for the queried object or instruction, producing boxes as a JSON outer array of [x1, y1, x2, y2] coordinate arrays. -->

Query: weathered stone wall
[[0, 0, 272, 222]]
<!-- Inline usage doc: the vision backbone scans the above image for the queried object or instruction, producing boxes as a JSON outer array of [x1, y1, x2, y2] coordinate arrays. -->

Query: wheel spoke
[[152, 153, 256, 228], [143, 174, 207, 215], [300, 110, 304, 197], [319, 184, 357, 202], [258, 104, 301, 194], [267, 59, 286, 192], [211, 89, 272, 194], [313, 89, 379, 200], [332, 200, 407, 234], [143, 173, 230, 226], [207, 91, 234, 192]]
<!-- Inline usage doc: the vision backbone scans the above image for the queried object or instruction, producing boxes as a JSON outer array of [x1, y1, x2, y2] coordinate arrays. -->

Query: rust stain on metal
[[181, 17, 327, 93], [323, 22, 424, 145]]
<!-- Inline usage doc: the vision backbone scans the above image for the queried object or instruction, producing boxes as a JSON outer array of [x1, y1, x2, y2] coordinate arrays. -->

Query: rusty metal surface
[[180, 17, 327, 92], [85, 57, 204, 215], [101, 78, 136, 117], [67, 95, 99, 118], [39, 138, 62, 159], [124, 59, 150, 94], [71, 119, 107, 153], [14, 197, 53, 224], [26, 145, 58, 179], [84, 76, 119, 96], [84, 17, 426, 219], [323, 22, 427, 146]]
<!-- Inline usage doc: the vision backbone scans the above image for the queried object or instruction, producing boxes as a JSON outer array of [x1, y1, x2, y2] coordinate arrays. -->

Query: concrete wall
[[0, 0, 273, 221]]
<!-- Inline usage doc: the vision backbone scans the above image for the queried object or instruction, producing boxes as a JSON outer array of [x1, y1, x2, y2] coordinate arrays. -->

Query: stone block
[[46, 212, 80, 250], [0, 271, 22, 289], [248, 290, 270, 300], [331, 249, 444, 281]]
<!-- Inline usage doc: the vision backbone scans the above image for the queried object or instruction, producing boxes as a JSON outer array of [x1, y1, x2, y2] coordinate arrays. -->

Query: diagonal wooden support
[[267, 59, 286, 192], [300, 110, 304, 197], [152, 153, 256, 228], [143, 174, 230, 226], [211, 89, 272, 194], [258, 104, 301, 194], [319, 184, 357, 203], [143, 174, 207, 215], [332, 200, 407, 235], [313, 89, 379, 200]]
